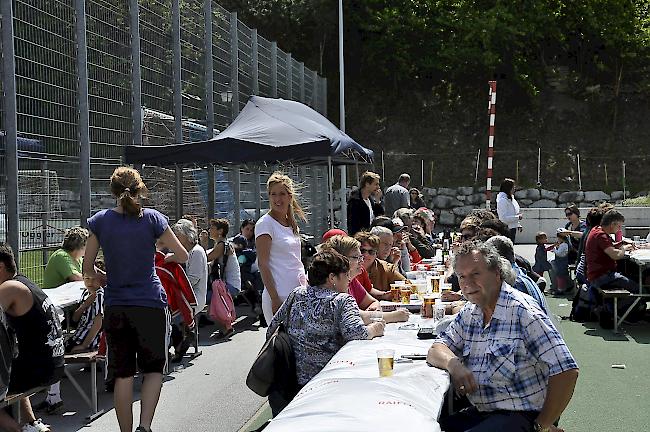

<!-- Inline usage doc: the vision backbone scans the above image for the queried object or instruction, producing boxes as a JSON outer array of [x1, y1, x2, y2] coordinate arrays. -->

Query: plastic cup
[[370, 310, 384, 323], [400, 288, 411, 304], [377, 349, 395, 377], [633, 235, 641, 243], [434, 304, 446, 322]]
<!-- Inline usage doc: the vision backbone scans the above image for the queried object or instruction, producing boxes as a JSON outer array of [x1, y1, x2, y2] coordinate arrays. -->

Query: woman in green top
[[42, 226, 89, 289]]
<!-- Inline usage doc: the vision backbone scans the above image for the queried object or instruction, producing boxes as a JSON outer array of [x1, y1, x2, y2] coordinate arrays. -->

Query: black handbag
[[246, 292, 298, 399]]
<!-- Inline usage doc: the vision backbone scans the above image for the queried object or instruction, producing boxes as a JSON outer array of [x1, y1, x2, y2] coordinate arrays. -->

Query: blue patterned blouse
[[267, 285, 369, 385]]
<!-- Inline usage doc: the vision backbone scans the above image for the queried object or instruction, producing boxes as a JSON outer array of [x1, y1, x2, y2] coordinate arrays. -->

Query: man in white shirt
[[383, 173, 411, 217]]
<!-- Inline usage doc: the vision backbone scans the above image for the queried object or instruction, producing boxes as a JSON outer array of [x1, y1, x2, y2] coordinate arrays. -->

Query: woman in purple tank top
[[82, 167, 188, 432]]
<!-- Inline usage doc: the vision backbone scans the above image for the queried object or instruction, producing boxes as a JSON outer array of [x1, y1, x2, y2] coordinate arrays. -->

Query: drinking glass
[[376, 349, 395, 377]]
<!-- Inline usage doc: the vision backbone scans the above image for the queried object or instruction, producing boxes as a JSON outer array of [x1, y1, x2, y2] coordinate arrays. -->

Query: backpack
[[208, 243, 237, 327], [569, 283, 598, 322], [0, 307, 17, 399], [208, 279, 236, 328]]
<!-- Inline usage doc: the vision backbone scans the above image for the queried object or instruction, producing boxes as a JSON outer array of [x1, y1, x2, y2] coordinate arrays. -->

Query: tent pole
[[328, 157, 335, 228], [339, 166, 347, 232]]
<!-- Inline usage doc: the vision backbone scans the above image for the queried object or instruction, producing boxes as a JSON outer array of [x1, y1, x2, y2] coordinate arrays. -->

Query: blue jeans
[[590, 271, 639, 294], [440, 406, 538, 432]]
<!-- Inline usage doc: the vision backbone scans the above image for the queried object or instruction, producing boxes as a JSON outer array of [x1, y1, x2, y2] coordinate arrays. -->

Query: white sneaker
[[22, 419, 51, 432]]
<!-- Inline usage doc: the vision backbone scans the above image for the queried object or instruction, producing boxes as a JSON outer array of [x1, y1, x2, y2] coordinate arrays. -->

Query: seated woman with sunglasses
[[322, 235, 410, 323], [354, 231, 406, 293], [267, 252, 385, 415]]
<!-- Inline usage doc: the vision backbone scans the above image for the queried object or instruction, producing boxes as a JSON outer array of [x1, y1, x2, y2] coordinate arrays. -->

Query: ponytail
[[118, 188, 142, 217], [110, 167, 147, 217]]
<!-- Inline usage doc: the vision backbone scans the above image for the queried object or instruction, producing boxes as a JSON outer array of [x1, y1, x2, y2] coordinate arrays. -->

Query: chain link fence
[[0, 0, 329, 284], [379, 149, 648, 195]]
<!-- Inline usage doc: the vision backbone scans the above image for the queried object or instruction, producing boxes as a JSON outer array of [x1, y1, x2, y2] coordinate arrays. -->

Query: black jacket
[[347, 189, 384, 236]]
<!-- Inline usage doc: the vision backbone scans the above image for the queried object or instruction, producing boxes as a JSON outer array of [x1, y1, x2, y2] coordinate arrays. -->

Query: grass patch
[[18, 249, 54, 287]]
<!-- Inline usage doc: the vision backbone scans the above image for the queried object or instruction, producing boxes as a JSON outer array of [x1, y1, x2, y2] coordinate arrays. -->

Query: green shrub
[[622, 196, 650, 207]]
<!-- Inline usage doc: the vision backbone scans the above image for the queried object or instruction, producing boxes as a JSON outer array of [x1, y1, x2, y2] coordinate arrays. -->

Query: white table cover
[[265, 315, 450, 432]]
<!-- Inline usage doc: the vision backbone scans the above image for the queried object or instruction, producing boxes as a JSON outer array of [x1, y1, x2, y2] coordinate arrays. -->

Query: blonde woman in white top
[[256, 172, 308, 324]]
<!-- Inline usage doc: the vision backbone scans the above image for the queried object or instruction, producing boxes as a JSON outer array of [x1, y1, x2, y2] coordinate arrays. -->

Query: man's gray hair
[[451, 240, 515, 284], [370, 226, 392, 238], [393, 207, 414, 224], [398, 173, 411, 183], [172, 218, 198, 245], [484, 236, 515, 264]]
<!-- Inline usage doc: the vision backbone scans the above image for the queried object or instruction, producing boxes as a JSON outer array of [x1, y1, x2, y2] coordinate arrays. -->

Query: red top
[[355, 267, 373, 292], [155, 251, 197, 327], [585, 226, 617, 282], [348, 278, 368, 307]]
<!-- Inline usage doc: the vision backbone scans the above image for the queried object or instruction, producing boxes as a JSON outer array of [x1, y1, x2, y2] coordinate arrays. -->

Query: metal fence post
[[312, 69, 318, 110], [1, 0, 20, 262], [254, 167, 261, 219], [271, 42, 277, 98], [230, 12, 240, 119], [204, 0, 214, 136], [172, 0, 183, 219], [233, 167, 241, 230], [286, 53, 293, 99], [130, 0, 142, 147], [299, 62, 305, 102], [251, 29, 259, 95], [309, 167, 319, 237], [75, 0, 91, 226], [322, 77, 328, 117], [204, 0, 215, 224]]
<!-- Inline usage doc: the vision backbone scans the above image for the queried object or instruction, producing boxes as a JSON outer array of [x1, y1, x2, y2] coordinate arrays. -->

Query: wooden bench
[[0, 386, 49, 423], [64, 351, 105, 421], [595, 288, 631, 333]]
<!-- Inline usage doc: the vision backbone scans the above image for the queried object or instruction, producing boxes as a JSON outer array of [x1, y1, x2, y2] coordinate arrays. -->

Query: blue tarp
[[125, 96, 373, 166]]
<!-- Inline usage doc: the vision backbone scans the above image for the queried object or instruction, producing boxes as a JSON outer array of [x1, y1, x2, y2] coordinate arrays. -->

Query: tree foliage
[[222, 0, 650, 100]]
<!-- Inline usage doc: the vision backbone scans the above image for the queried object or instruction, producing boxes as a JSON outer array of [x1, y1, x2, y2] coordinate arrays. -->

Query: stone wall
[[421, 186, 629, 227]]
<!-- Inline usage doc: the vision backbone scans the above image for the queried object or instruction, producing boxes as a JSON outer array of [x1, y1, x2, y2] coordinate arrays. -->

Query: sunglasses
[[461, 234, 474, 241], [360, 248, 377, 255], [348, 255, 363, 262]]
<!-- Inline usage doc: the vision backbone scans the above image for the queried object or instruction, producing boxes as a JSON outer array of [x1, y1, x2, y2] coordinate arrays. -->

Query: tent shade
[[125, 96, 373, 166]]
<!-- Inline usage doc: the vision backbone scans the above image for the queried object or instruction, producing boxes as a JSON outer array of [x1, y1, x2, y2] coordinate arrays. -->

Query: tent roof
[[125, 96, 373, 166]]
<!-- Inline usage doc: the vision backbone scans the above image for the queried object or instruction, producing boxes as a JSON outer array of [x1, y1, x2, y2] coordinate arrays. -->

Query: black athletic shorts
[[104, 306, 169, 378]]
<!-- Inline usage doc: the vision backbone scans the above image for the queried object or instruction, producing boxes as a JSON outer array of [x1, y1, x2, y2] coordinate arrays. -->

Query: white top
[[186, 244, 208, 313], [496, 191, 521, 229], [222, 242, 241, 292], [363, 197, 374, 224], [255, 213, 307, 298], [553, 242, 569, 258]]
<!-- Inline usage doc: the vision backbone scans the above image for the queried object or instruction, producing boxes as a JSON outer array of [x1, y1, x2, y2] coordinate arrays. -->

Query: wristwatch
[[533, 422, 550, 432]]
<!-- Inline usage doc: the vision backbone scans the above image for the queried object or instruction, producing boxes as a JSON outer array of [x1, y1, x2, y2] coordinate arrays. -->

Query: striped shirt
[[433, 283, 578, 412], [69, 288, 104, 350]]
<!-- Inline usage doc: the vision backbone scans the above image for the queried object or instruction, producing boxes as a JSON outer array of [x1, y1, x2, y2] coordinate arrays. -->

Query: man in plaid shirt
[[427, 241, 578, 432]]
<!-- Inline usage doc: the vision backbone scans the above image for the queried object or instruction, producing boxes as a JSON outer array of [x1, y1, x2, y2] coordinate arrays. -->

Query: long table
[[618, 250, 650, 325], [44, 280, 86, 309], [264, 315, 451, 432]]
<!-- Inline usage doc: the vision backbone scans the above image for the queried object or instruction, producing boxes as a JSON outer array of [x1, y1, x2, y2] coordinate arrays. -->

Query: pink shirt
[[348, 278, 367, 307]]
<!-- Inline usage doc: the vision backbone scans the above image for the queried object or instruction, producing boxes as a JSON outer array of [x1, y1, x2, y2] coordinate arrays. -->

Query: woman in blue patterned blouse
[[267, 251, 386, 415]]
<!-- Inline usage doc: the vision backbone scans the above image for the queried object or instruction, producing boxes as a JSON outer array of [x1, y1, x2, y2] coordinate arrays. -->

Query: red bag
[[209, 279, 236, 329]]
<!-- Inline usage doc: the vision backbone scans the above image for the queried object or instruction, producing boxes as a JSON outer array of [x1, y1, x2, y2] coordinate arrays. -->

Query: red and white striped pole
[[485, 81, 497, 209]]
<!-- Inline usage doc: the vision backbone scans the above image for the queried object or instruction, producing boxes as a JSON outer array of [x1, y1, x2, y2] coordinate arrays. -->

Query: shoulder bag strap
[[281, 290, 297, 330]]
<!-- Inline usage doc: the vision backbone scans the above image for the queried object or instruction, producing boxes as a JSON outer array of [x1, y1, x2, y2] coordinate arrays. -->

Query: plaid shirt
[[512, 263, 549, 315], [433, 283, 578, 412]]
